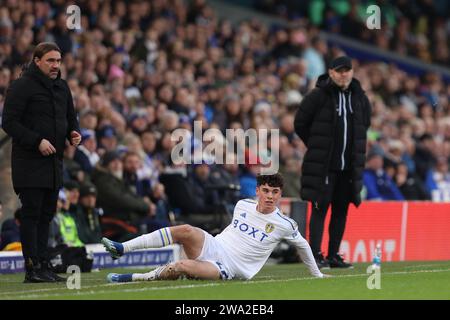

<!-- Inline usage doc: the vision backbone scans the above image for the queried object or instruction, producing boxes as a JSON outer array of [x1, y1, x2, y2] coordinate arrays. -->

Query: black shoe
[[327, 254, 354, 269], [24, 269, 56, 283], [314, 252, 330, 269], [23, 258, 56, 283], [40, 262, 66, 282]]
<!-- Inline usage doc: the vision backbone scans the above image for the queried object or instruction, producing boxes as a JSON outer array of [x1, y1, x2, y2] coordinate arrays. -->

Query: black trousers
[[309, 170, 352, 258], [17, 188, 58, 270]]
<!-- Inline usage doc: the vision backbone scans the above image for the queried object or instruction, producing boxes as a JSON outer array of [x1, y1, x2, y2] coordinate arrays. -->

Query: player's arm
[[285, 229, 324, 278]]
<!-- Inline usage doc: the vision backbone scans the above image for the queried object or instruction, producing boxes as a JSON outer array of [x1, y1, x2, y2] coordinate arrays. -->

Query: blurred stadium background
[[0, 0, 449, 293]]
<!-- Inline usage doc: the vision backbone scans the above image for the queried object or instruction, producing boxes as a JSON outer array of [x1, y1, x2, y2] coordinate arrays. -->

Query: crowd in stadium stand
[[0, 0, 449, 244], [256, 0, 450, 66]]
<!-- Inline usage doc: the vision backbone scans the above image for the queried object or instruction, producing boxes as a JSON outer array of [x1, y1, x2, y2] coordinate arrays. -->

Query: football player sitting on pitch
[[102, 173, 326, 282]]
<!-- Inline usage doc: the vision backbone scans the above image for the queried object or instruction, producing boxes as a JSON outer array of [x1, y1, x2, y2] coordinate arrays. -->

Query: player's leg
[[169, 224, 205, 259], [102, 226, 174, 259], [135, 260, 220, 281], [171, 259, 220, 280], [102, 224, 205, 260], [107, 259, 221, 283]]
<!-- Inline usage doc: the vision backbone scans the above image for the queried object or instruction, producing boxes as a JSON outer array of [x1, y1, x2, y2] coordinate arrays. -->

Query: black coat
[[73, 205, 103, 244], [91, 167, 149, 222], [2, 62, 79, 191], [294, 74, 371, 207]]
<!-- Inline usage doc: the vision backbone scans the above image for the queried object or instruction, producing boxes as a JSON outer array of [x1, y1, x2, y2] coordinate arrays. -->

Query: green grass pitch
[[1, 261, 449, 300]]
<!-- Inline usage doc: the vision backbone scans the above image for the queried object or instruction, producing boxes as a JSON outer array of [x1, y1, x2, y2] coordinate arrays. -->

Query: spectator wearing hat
[[74, 183, 103, 244], [48, 189, 84, 248], [128, 110, 150, 135], [252, 100, 275, 129], [63, 180, 80, 214], [97, 125, 118, 154], [294, 56, 371, 269], [74, 128, 100, 174], [363, 149, 404, 201], [178, 114, 192, 131], [91, 151, 153, 241]]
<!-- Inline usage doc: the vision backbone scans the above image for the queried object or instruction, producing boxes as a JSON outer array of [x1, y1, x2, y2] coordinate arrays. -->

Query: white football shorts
[[196, 230, 235, 280]]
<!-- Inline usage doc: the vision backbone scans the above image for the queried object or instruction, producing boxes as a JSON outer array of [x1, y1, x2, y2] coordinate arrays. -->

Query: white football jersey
[[215, 199, 322, 279]]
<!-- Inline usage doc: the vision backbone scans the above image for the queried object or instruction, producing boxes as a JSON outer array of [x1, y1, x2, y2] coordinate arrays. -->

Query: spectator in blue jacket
[[363, 149, 404, 200], [239, 151, 262, 199], [425, 157, 450, 201]]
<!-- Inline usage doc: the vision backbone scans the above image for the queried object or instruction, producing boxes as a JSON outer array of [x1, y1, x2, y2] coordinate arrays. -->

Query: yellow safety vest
[[58, 212, 84, 247]]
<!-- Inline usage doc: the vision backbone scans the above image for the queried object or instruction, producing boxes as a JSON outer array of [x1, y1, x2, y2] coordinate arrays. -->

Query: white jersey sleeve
[[283, 222, 323, 278]]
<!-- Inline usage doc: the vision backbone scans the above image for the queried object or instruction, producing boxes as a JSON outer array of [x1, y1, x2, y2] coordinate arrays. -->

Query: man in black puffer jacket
[[294, 56, 371, 269], [2, 42, 80, 283]]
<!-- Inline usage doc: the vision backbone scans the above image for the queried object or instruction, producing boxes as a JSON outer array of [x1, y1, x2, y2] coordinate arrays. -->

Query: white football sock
[[122, 227, 173, 253]]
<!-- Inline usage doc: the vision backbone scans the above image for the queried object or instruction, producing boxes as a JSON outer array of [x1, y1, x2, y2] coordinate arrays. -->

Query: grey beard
[[111, 170, 123, 180]]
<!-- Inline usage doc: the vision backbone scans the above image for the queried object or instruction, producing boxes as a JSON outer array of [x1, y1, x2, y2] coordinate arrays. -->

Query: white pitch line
[[402, 263, 450, 269], [3, 268, 450, 300], [0, 281, 133, 296]]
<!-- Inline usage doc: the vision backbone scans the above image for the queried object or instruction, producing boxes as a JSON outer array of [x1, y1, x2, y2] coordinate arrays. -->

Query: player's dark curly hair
[[256, 173, 284, 189]]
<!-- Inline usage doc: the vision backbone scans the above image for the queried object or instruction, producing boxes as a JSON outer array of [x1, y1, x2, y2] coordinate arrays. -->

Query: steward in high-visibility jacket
[[56, 211, 84, 247]]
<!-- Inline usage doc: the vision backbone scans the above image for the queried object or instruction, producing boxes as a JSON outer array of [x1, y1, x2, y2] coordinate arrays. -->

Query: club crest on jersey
[[265, 223, 275, 233]]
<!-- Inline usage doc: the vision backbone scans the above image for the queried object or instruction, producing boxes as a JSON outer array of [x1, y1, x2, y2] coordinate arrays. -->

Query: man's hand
[[148, 202, 156, 217], [39, 139, 56, 156], [70, 131, 81, 146]]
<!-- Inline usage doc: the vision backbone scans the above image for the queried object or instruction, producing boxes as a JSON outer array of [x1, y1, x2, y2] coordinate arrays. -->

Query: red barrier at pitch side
[[305, 201, 450, 262]]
